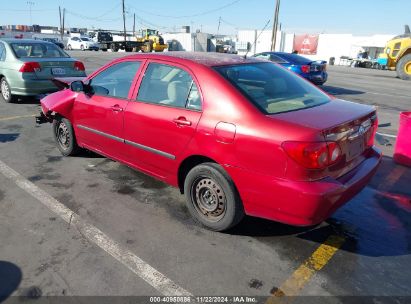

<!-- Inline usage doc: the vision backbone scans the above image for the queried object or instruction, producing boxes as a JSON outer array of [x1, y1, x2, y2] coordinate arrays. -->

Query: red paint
[[40, 53, 382, 226]]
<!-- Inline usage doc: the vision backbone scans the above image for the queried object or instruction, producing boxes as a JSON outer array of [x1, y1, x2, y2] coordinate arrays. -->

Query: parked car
[[37, 52, 381, 231], [38, 37, 65, 49], [0, 39, 86, 103], [67, 37, 99, 51], [253, 52, 328, 85]]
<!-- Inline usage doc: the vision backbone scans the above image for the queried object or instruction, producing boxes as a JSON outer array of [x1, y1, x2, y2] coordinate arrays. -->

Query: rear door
[[73, 60, 143, 158], [123, 61, 202, 177]]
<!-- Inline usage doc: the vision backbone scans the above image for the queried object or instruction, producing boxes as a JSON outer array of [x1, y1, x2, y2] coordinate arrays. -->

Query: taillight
[[19, 62, 41, 73], [282, 141, 342, 169], [367, 117, 378, 148], [300, 65, 310, 73], [74, 61, 85, 71]]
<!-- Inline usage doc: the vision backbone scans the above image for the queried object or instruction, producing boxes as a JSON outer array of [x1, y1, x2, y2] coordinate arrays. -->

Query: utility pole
[[62, 8, 65, 40], [122, 0, 127, 44], [217, 16, 221, 36], [133, 13, 136, 36], [27, 1, 35, 25], [270, 0, 280, 51], [59, 6, 62, 41]]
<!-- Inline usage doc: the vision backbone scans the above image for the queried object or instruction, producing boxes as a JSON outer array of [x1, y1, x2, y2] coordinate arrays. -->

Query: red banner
[[293, 34, 319, 55]]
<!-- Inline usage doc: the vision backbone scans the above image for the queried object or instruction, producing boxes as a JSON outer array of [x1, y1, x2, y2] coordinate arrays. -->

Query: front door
[[73, 60, 142, 159], [124, 61, 203, 177]]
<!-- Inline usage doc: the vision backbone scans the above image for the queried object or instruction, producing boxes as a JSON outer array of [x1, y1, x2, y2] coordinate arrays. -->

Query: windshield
[[80, 38, 90, 41], [11, 43, 69, 58], [214, 63, 330, 114]]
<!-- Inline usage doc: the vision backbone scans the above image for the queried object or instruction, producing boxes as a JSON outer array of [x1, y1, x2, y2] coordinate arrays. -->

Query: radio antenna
[[244, 20, 271, 59]]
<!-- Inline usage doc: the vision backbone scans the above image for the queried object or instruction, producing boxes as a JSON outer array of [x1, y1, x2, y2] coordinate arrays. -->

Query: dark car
[[253, 52, 328, 85], [38, 38, 65, 49]]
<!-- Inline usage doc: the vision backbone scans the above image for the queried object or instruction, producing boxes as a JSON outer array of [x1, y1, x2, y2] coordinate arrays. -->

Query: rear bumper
[[226, 147, 382, 226], [11, 79, 59, 96], [305, 72, 328, 85]]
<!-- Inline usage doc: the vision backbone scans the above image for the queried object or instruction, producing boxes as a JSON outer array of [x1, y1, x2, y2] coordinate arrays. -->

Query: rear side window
[[214, 63, 330, 114], [0, 43, 5, 61], [137, 63, 201, 110], [90, 61, 141, 99], [11, 43, 68, 58]]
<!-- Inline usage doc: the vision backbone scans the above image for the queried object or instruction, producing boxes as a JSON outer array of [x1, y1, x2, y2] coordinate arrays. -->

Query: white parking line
[[376, 132, 397, 139], [0, 159, 192, 296]]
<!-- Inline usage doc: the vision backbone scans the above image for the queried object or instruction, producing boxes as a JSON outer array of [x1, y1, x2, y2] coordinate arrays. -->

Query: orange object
[[394, 112, 411, 167]]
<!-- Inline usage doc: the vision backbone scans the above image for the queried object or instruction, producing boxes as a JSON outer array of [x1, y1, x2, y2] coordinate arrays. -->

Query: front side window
[[11, 43, 68, 58], [89, 61, 141, 99], [137, 63, 201, 110], [214, 63, 330, 114]]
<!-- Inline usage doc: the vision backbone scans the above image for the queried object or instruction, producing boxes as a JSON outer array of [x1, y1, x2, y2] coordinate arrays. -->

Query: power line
[[127, 0, 242, 19]]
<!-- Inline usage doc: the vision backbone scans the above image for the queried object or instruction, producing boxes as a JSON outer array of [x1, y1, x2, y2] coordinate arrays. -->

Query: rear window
[[276, 53, 311, 65], [214, 63, 330, 114], [11, 43, 69, 58]]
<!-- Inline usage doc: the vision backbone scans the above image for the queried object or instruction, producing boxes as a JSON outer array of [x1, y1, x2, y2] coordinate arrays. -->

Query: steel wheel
[[404, 61, 411, 75], [56, 121, 70, 150], [184, 163, 244, 231], [191, 177, 227, 222], [52, 117, 79, 156]]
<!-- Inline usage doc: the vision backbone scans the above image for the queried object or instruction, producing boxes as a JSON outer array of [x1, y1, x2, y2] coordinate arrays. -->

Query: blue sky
[[0, 0, 410, 35]]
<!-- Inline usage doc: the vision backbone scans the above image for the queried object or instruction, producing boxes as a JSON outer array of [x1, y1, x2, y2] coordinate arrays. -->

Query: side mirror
[[70, 80, 85, 92], [70, 80, 92, 94]]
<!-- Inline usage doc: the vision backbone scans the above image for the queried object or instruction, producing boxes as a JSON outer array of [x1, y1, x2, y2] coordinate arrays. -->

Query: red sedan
[[38, 52, 382, 231]]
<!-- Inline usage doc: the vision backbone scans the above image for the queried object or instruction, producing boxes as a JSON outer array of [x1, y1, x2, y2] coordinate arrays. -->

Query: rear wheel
[[396, 54, 411, 80], [0, 77, 15, 103], [111, 43, 119, 52], [184, 163, 244, 231], [53, 117, 79, 156]]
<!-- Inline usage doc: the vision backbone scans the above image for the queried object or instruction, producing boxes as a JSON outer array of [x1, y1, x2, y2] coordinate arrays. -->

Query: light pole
[[270, 0, 280, 51], [27, 1, 35, 25]]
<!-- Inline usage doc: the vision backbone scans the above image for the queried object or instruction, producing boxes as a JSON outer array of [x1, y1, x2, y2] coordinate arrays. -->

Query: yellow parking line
[[0, 114, 36, 122], [266, 235, 346, 304]]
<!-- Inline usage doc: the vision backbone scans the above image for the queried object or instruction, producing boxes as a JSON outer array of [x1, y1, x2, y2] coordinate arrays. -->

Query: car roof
[[0, 38, 54, 45], [120, 52, 263, 67]]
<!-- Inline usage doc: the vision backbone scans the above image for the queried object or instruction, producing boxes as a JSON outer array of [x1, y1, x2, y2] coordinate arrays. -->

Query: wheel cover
[[1, 80, 10, 100], [56, 121, 70, 149], [191, 177, 226, 222], [404, 61, 411, 75]]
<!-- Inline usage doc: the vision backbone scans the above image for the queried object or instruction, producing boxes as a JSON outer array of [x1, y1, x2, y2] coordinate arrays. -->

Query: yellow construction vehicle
[[378, 25, 411, 80], [136, 29, 168, 52]]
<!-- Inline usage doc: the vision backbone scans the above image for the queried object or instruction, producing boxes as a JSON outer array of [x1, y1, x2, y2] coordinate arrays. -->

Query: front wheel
[[0, 77, 15, 103], [52, 117, 80, 156], [67, 44, 72, 50], [396, 54, 411, 80], [80, 45, 85, 51], [184, 163, 244, 231]]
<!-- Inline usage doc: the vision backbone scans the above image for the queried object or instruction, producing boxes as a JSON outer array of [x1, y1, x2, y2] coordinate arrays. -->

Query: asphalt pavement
[[0, 51, 410, 303]]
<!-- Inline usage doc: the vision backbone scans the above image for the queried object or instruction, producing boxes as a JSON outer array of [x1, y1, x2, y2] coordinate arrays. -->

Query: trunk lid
[[270, 99, 377, 180], [20, 58, 84, 79]]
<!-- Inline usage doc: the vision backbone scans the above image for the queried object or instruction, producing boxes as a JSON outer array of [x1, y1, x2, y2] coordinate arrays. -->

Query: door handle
[[110, 105, 123, 112], [173, 117, 192, 126]]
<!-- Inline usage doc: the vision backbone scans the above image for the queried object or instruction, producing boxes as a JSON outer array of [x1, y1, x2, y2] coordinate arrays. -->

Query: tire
[[52, 117, 80, 156], [80, 45, 84, 51], [111, 43, 118, 52], [396, 54, 411, 80], [0, 77, 15, 103], [67, 44, 72, 50], [184, 163, 244, 231], [144, 42, 152, 53], [102, 48, 107, 52]]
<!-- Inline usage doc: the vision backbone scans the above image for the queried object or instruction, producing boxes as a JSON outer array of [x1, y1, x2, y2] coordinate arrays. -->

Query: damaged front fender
[[37, 90, 78, 124]]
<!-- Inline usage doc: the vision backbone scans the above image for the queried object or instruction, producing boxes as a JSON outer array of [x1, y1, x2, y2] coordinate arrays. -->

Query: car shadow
[[228, 156, 411, 257], [12, 96, 39, 105], [322, 85, 365, 96], [0, 261, 22, 302], [0, 133, 19, 143]]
